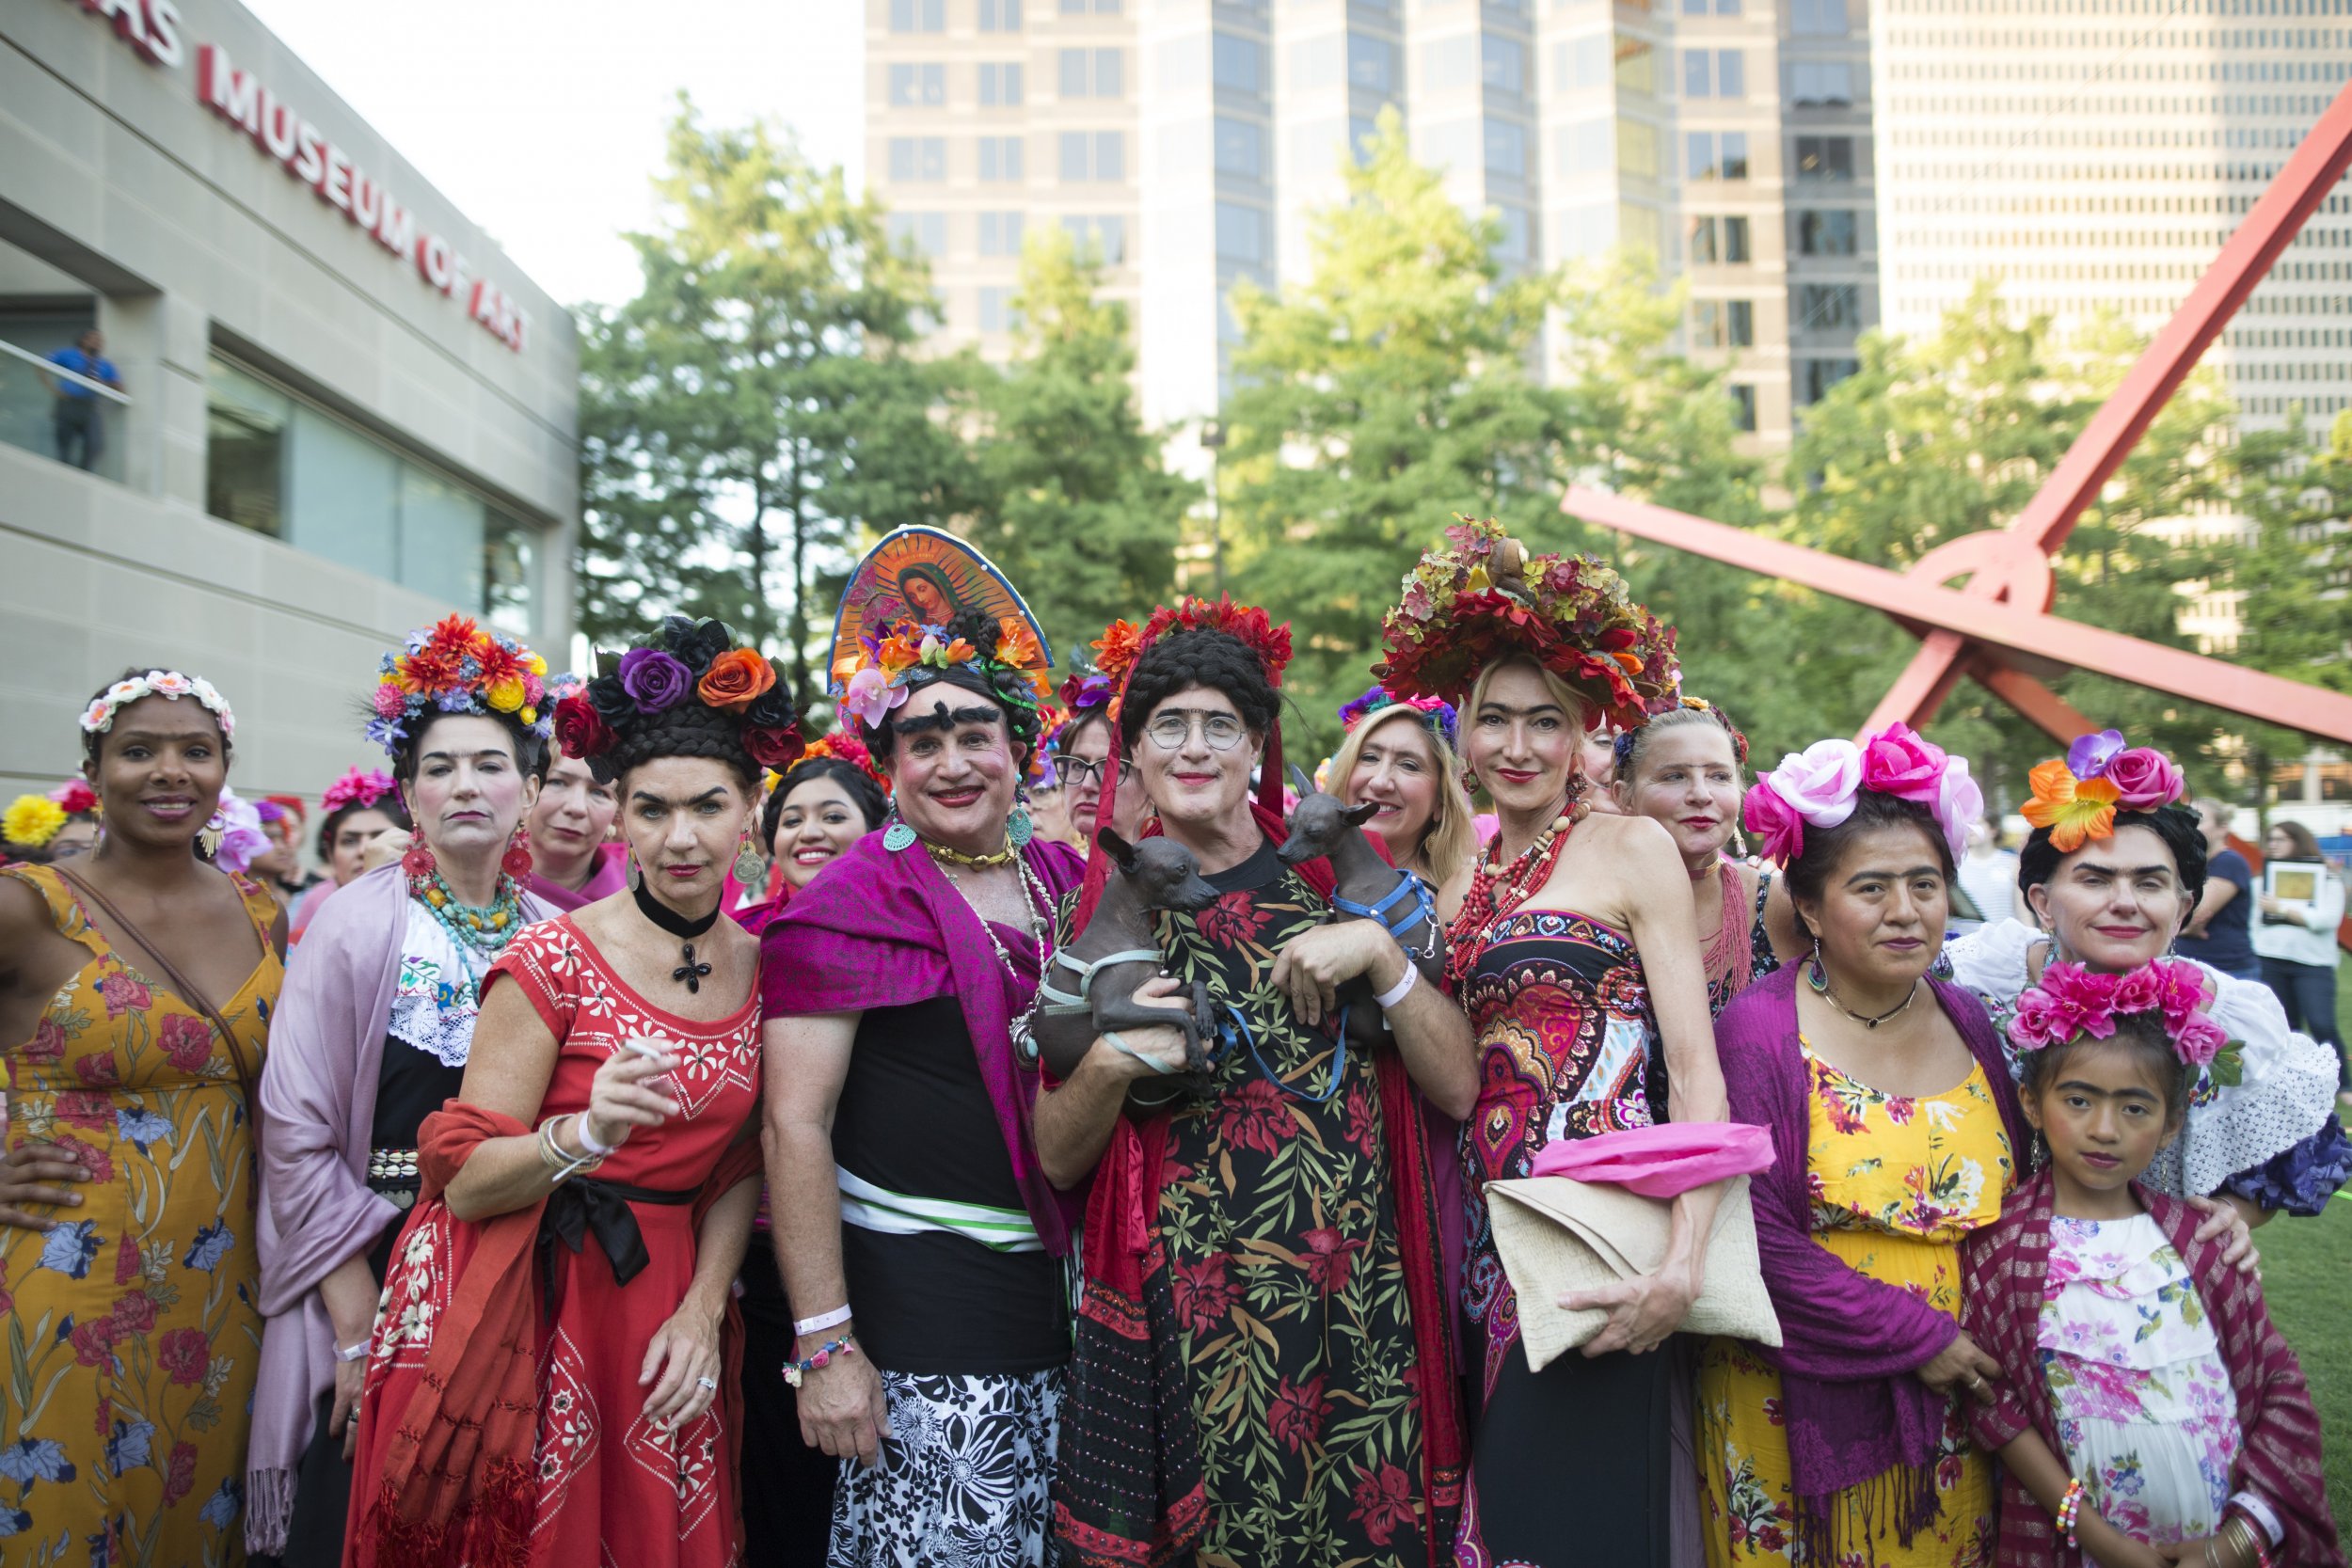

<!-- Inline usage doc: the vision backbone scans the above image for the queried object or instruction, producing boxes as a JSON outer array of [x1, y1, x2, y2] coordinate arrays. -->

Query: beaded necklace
[[1445, 811, 1574, 989], [930, 847, 1055, 1056], [412, 868, 524, 999]]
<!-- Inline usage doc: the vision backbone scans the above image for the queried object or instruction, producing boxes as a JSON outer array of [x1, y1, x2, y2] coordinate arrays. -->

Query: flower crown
[[2008, 958, 2244, 1086], [3, 795, 68, 849], [82, 671, 235, 741], [1338, 685, 1459, 749], [799, 730, 891, 792], [1138, 595, 1293, 688], [1375, 516, 1677, 730], [561, 616, 804, 772], [2021, 730, 2186, 853], [1612, 695, 1750, 776], [367, 615, 551, 758], [1058, 618, 1144, 723], [1741, 721, 1981, 865], [321, 767, 397, 815], [834, 612, 1052, 733]]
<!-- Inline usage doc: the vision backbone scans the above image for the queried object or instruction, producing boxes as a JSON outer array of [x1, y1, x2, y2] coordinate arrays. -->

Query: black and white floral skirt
[[827, 1367, 1062, 1568]]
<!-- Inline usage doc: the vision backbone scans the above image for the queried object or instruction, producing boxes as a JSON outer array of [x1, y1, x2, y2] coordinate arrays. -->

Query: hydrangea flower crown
[[1375, 516, 1677, 730], [2020, 730, 2187, 853], [1740, 721, 1982, 866], [1338, 685, 1459, 749], [2009, 958, 2244, 1087], [560, 616, 804, 774], [367, 615, 551, 758]]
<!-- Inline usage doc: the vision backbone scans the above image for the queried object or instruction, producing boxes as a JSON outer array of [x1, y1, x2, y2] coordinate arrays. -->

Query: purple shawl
[[245, 864, 556, 1554], [524, 840, 629, 912], [760, 832, 1085, 1255], [1711, 963, 2029, 1543]]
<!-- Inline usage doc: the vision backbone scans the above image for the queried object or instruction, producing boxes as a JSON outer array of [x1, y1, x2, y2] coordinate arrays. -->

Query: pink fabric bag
[[1528, 1120, 1774, 1198]]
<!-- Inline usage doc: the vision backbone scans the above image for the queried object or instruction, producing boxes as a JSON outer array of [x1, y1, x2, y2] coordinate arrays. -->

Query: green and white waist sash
[[834, 1165, 1044, 1253]]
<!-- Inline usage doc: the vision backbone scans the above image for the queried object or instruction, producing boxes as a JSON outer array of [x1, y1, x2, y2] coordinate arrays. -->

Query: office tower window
[[1349, 115, 1378, 162], [1788, 60, 1852, 107], [888, 64, 947, 106], [1216, 201, 1270, 262], [1216, 117, 1267, 178], [1060, 48, 1125, 97], [1788, 0, 1846, 34], [1484, 34, 1527, 96], [1061, 0, 1119, 11], [1095, 130, 1125, 181], [1685, 49, 1743, 98], [1729, 299, 1754, 347], [1687, 0, 1742, 10], [1557, 119, 1610, 173], [887, 137, 948, 182], [1293, 34, 1343, 89], [978, 0, 1023, 30], [1693, 299, 1755, 347], [1798, 283, 1862, 331], [1350, 35, 1400, 92], [978, 211, 1026, 256], [979, 287, 1018, 334], [1495, 203, 1532, 266], [1214, 33, 1266, 91], [1795, 135, 1853, 182], [886, 212, 949, 258], [978, 135, 1025, 182], [1799, 356, 1860, 404], [1618, 201, 1662, 258], [1557, 35, 1607, 91], [1423, 35, 1477, 93], [1796, 208, 1858, 256], [1618, 119, 1659, 179], [1062, 214, 1127, 263], [979, 62, 1025, 105], [1729, 383, 1757, 432], [1615, 34, 1655, 94], [1059, 130, 1127, 182], [1486, 118, 1528, 178], [1686, 130, 1748, 180], [1689, 214, 1751, 264], [1724, 214, 1750, 262], [889, 0, 946, 31]]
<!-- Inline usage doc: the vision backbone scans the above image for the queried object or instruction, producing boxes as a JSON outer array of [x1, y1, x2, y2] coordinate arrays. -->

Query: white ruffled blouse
[[386, 898, 484, 1069]]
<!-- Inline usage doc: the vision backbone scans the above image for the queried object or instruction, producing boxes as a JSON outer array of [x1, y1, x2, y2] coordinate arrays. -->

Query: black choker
[[632, 878, 722, 993]]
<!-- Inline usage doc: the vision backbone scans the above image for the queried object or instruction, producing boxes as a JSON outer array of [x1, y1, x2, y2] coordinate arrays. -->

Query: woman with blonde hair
[[1328, 685, 1481, 922]]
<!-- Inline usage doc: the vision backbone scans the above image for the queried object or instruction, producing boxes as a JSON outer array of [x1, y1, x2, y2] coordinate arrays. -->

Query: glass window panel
[[1729, 383, 1756, 431], [1423, 34, 1477, 92], [1686, 131, 1715, 179], [1561, 35, 1607, 89], [1614, 34, 1653, 94], [284, 403, 398, 582], [1559, 118, 1611, 173], [1724, 214, 1750, 262], [1294, 34, 1343, 88], [1683, 49, 1709, 97], [1095, 131, 1125, 182], [1060, 131, 1090, 181], [1214, 33, 1266, 90], [1722, 130, 1749, 178], [204, 358, 289, 538], [889, 64, 918, 105], [1215, 201, 1267, 261], [1096, 48, 1123, 96], [1616, 118, 1657, 178], [1485, 118, 1527, 177], [1216, 117, 1266, 177], [484, 509, 533, 639], [1717, 49, 1742, 97], [397, 464, 485, 614], [1061, 48, 1089, 96], [1727, 298, 1754, 346], [1483, 34, 1525, 94], [1689, 215, 1718, 263], [1797, 208, 1857, 255], [1349, 36, 1398, 91], [1495, 203, 1531, 264]]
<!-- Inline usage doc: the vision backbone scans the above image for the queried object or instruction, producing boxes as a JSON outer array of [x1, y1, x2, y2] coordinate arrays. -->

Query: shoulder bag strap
[[55, 866, 264, 1205]]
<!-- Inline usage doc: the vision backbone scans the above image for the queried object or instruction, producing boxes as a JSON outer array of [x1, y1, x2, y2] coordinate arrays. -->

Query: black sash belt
[[536, 1176, 697, 1307]]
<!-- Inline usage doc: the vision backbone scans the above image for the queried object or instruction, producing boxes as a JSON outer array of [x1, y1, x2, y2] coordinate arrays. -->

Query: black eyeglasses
[[1058, 756, 1107, 788]]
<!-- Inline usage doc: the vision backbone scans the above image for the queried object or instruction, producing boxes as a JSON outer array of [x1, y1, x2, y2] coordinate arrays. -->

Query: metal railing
[[0, 335, 131, 483]]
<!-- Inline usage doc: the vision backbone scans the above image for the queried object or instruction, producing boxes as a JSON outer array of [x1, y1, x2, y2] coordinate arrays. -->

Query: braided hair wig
[[1116, 627, 1280, 754], [556, 616, 803, 789]]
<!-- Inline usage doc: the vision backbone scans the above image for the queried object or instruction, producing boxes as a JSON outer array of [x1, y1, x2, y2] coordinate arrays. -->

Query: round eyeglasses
[[1143, 710, 1248, 752]]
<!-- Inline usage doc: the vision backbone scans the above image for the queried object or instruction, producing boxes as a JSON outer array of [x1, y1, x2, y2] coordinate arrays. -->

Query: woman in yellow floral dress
[[0, 671, 282, 1566], [1703, 737, 2029, 1568]]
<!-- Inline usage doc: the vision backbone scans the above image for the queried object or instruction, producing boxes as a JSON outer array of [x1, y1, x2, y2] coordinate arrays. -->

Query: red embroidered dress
[[348, 917, 762, 1568]]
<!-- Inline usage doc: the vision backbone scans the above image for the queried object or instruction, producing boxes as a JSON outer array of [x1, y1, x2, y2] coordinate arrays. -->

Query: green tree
[[963, 229, 1193, 667], [577, 99, 974, 704]]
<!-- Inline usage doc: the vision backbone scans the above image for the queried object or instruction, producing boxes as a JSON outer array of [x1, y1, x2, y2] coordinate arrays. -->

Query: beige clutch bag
[[1485, 1174, 1782, 1371]]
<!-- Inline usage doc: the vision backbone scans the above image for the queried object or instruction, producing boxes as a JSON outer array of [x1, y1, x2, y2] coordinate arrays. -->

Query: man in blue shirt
[[2179, 795, 2261, 980], [44, 328, 122, 471]]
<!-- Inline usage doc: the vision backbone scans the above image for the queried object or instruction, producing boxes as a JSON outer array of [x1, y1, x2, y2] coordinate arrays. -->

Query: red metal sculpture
[[1565, 77, 2352, 750]]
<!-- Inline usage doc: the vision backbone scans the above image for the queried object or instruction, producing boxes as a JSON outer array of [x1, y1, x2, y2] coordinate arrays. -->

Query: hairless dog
[[1276, 765, 1449, 1046]]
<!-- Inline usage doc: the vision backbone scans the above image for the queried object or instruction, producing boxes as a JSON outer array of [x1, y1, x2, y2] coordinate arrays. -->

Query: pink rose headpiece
[[321, 767, 398, 816], [1740, 722, 1980, 865], [2008, 958, 2243, 1085]]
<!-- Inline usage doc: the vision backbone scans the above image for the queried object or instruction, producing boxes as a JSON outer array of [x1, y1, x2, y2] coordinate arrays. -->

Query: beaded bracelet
[[784, 1333, 857, 1389], [2055, 1479, 2087, 1548]]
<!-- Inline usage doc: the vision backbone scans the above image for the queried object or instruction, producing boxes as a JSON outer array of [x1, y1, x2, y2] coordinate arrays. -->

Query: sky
[[239, 0, 865, 310]]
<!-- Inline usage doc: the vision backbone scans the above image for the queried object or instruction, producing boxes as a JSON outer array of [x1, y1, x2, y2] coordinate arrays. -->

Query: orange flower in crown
[[2019, 730, 2185, 853]]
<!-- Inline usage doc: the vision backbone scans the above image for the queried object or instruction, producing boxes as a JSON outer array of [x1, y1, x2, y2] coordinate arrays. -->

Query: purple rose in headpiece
[[618, 648, 691, 714], [2103, 748, 2184, 812], [2066, 729, 2126, 780]]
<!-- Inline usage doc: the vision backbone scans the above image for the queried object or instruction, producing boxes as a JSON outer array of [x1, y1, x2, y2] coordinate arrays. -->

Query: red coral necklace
[[1446, 810, 1575, 989]]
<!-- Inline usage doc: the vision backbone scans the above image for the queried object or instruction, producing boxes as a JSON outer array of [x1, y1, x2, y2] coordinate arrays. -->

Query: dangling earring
[[402, 826, 437, 896], [882, 800, 917, 853], [2029, 1128, 2049, 1172], [198, 811, 224, 861], [733, 818, 769, 886], [501, 825, 534, 881], [625, 854, 643, 892], [1008, 787, 1034, 849], [1805, 937, 1831, 994]]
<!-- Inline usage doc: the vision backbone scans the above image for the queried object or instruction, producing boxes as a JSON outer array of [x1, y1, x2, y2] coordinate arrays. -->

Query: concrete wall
[[0, 0, 579, 798]]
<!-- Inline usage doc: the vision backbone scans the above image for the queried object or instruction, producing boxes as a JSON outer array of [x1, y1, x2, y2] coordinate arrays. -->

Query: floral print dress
[[1697, 1042, 2012, 1568], [0, 864, 281, 1567], [2041, 1213, 2241, 1545], [1152, 846, 1431, 1568]]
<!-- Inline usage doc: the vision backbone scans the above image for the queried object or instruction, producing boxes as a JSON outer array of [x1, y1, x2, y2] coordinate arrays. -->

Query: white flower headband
[[80, 671, 236, 740]]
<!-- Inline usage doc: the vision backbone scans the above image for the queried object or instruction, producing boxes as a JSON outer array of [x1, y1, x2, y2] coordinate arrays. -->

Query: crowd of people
[[0, 515, 2344, 1568]]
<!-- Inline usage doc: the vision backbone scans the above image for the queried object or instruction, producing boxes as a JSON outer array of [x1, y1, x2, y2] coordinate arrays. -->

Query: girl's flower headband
[[367, 615, 551, 758], [2008, 958, 2244, 1085], [1338, 685, 1459, 748], [321, 767, 398, 815], [1740, 721, 1981, 866], [2020, 730, 2186, 853], [81, 671, 235, 740]]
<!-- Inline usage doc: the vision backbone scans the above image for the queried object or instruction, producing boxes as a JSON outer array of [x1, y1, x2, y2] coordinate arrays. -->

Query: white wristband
[[335, 1340, 370, 1364], [1374, 963, 1420, 1011], [571, 1113, 616, 1158], [794, 1303, 854, 1338]]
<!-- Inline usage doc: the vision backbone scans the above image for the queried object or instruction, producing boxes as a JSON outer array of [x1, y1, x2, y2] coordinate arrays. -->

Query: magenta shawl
[[246, 865, 556, 1554], [1963, 1170, 2343, 1568], [524, 841, 629, 913], [759, 832, 1086, 1254], [1712, 962, 2029, 1547]]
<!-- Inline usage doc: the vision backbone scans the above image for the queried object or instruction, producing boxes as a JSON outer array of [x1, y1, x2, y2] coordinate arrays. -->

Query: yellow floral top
[[0, 864, 279, 1563]]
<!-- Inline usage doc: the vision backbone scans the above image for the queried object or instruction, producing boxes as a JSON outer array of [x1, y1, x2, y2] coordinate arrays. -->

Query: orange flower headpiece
[[2020, 730, 2187, 853], [1375, 515, 1677, 732]]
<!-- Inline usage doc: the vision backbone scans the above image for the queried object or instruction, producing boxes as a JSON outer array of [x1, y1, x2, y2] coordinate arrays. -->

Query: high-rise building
[[1871, 0, 2352, 430], [866, 0, 1885, 451]]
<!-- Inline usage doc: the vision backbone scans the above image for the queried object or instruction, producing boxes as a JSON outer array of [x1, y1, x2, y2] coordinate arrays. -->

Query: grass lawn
[[2252, 954, 2352, 1526]]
